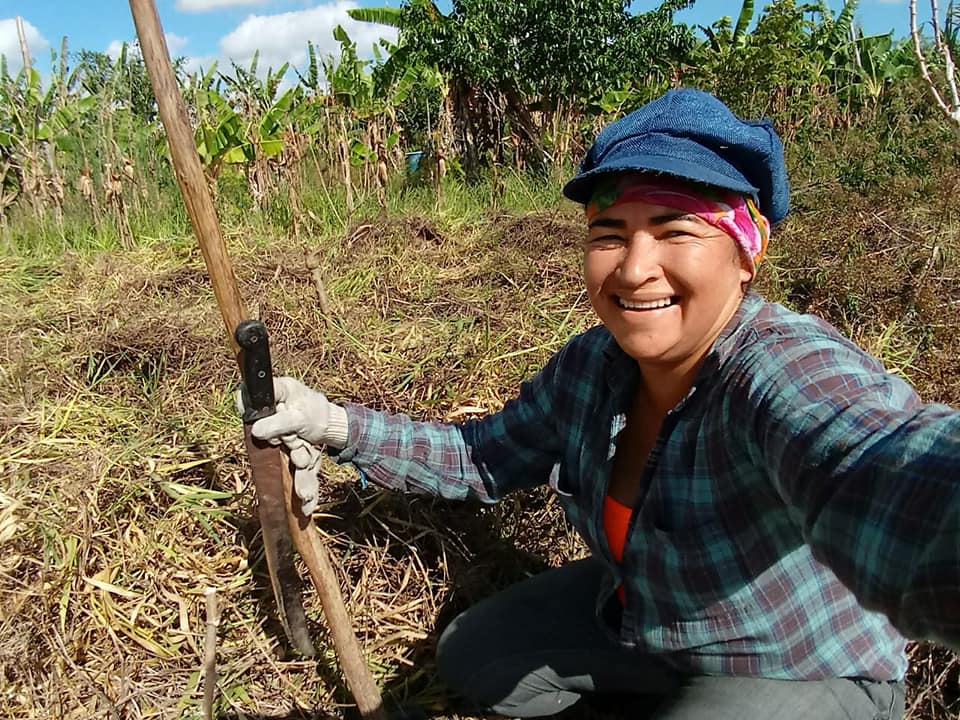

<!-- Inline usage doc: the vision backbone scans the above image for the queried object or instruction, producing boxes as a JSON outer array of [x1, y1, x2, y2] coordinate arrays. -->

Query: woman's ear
[[735, 243, 755, 287]]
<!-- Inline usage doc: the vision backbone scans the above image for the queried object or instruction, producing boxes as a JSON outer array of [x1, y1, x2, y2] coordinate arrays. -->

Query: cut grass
[[2, 164, 960, 719]]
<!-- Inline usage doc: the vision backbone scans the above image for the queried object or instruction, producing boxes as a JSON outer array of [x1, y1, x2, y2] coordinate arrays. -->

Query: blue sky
[[0, 1, 928, 80]]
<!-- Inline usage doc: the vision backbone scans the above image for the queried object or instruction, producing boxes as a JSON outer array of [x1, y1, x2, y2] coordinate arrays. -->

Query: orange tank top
[[603, 495, 633, 563], [603, 495, 632, 604]]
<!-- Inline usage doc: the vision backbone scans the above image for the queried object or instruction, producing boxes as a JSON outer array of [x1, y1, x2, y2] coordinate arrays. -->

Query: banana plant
[[323, 26, 376, 111], [193, 84, 248, 179], [806, 0, 861, 76], [321, 25, 413, 166], [36, 95, 99, 154], [0, 64, 67, 214], [346, 6, 402, 27], [700, 0, 755, 53], [843, 30, 914, 106], [191, 52, 309, 189]]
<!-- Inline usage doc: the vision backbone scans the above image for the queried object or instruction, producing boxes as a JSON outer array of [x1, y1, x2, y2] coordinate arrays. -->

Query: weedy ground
[[1, 163, 959, 720]]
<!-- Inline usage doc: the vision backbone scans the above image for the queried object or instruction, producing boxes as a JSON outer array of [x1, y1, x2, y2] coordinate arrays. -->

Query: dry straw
[[2, 193, 960, 718]]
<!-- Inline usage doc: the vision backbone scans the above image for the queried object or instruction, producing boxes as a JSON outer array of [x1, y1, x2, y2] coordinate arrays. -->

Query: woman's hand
[[236, 376, 349, 515]]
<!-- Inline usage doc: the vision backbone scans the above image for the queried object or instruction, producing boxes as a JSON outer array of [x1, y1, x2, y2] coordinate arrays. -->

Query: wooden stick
[[910, 0, 960, 125], [283, 465, 387, 720], [305, 249, 333, 319], [129, 0, 245, 346], [129, 2, 386, 717], [202, 587, 219, 720], [929, 0, 960, 120], [15, 17, 31, 74]]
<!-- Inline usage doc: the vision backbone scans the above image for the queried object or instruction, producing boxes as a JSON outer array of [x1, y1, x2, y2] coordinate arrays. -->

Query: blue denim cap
[[563, 88, 790, 225]]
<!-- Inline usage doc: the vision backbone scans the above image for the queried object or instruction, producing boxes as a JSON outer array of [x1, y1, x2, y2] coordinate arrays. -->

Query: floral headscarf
[[585, 175, 771, 268]]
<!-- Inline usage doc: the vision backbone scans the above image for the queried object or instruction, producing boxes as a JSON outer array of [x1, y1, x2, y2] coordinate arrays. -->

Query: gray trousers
[[436, 558, 905, 719]]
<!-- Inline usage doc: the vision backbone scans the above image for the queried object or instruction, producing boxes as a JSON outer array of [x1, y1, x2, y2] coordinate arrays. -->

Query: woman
[[245, 89, 960, 719]]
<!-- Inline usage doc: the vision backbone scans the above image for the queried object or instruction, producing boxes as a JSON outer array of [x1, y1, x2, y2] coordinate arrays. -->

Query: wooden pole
[[128, 3, 386, 718], [15, 17, 31, 74], [284, 466, 387, 719], [910, 0, 960, 126], [127, 1, 245, 345]]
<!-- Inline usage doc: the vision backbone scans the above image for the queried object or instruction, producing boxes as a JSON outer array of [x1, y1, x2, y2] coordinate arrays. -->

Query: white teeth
[[619, 297, 674, 310]]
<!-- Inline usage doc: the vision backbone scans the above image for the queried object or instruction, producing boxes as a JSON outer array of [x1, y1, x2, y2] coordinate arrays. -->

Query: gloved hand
[[236, 376, 350, 516]]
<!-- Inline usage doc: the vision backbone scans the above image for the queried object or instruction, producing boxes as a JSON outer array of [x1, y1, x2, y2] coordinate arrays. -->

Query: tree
[[367, 0, 697, 178], [910, 0, 960, 125], [75, 46, 158, 122]]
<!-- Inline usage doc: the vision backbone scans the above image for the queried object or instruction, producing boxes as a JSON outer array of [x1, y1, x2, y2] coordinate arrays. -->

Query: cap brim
[[563, 154, 759, 205]]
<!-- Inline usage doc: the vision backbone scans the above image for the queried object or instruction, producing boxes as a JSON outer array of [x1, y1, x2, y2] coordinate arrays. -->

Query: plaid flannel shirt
[[335, 292, 960, 680]]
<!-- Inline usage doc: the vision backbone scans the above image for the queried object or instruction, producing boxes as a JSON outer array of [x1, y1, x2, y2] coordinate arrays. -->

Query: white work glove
[[236, 376, 350, 516]]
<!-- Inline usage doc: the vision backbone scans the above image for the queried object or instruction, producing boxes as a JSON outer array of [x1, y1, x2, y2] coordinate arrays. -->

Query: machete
[[236, 320, 315, 657]]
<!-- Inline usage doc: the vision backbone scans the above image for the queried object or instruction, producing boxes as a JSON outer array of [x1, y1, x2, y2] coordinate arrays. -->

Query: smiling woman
[[582, 177, 756, 408], [238, 88, 960, 720]]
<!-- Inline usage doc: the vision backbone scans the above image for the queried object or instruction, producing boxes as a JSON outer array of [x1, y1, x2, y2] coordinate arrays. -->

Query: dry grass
[[0, 205, 591, 719], [1, 170, 960, 719]]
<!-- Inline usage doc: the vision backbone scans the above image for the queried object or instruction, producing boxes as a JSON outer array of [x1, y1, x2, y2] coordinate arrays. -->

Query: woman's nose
[[617, 235, 661, 286]]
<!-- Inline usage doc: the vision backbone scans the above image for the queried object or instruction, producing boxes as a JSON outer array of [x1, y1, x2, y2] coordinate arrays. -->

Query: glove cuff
[[324, 404, 349, 449]]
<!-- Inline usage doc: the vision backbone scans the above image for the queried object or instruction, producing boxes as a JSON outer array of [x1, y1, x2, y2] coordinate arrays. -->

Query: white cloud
[[176, 0, 271, 12], [165, 33, 190, 56], [0, 17, 50, 73], [106, 39, 126, 58], [219, 1, 398, 73]]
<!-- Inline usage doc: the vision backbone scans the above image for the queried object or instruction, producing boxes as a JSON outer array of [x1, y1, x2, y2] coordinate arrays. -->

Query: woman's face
[[583, 198, 753, 371]]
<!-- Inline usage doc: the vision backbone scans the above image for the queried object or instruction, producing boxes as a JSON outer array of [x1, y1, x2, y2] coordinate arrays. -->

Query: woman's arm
[[738, 332, 960, 646], [332, 343, 574, 503]]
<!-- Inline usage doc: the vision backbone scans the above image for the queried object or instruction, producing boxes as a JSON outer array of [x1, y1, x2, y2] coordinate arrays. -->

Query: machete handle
[[236, 320, 276, 423]]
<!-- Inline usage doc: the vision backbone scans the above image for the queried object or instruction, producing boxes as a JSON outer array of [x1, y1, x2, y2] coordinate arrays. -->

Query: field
[[4, 2, 960, 713], [2, 147, 960, 718]]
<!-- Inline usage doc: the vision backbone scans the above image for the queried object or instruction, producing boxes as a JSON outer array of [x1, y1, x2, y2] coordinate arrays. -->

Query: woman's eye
[[587, 234, 624, 245], [661, 226, 700, 240]]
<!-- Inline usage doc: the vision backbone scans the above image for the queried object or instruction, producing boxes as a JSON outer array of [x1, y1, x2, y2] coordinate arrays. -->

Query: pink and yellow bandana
[[585, 176, 771, 268]]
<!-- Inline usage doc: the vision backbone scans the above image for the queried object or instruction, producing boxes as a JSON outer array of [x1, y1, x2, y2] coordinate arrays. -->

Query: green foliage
[[688, 0, 919, 134], [346, 6, 403, 27], [324, 27, 377, 110], [75, 46, 159, 121], [399, 0, 695, 104], [841, 29, 915, 106], [701, 0, 755, 52], [360, 0, 698, 178], [0, 0, 956, 246]]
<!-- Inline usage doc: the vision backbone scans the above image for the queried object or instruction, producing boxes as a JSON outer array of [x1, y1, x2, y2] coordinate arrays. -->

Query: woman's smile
[[615, 295, 679, 311]]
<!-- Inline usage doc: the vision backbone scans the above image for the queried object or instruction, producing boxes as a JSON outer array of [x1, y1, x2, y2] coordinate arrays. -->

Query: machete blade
[[237, 320, 316, 657]]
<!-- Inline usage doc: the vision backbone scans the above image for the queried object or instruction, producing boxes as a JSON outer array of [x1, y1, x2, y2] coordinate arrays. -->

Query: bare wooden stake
[[202, 587, 219, 720], [130, 3, 386, 716], [305, 249, 333, 319], [15, 17, 31, 73], [282, 464, 387, 720], [910, 0, 960, 126]]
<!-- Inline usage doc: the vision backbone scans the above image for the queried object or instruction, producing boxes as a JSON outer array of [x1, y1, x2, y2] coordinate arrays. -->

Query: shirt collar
[[709, 291, 764, 361]]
